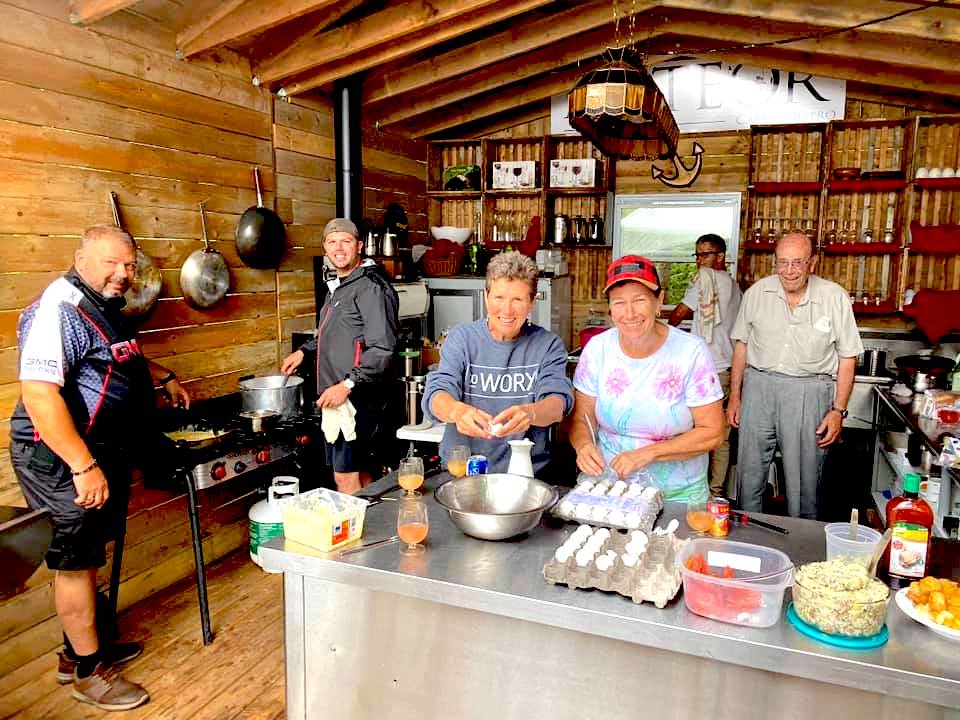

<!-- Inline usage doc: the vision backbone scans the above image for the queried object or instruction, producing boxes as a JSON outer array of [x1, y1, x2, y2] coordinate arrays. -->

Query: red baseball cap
[[604, 255, 661, 295]]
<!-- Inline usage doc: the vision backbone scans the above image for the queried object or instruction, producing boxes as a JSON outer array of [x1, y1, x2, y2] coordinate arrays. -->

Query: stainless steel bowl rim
[[433, 476, 559, 517]]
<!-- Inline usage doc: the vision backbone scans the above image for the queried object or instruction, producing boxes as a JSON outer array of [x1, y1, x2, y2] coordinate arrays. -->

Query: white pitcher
[[506, 439, 535, 477]]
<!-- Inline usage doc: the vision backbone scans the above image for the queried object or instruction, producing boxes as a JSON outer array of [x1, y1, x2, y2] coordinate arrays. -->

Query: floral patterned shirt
[[573, 325, 723, 502]]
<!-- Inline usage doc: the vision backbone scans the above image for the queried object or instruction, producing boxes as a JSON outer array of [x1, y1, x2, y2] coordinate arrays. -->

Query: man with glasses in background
[[727, 233, 862, 518], [669, 233, 741, 496]]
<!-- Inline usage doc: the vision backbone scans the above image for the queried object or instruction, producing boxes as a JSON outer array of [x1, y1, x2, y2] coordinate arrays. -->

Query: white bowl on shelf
[[430, 226, 473, 245]]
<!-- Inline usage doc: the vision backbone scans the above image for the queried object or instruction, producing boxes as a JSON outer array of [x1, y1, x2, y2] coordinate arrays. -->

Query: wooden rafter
[[400, 64, 592, 138], [256, 0, 553, 89], [362, 0, 623, 106], [177, 0, 345, 59], [68, 0, 138, 25]]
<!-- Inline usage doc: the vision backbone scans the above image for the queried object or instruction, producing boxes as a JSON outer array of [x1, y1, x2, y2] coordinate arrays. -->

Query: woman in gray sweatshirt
[[422, 253, 573, 474]]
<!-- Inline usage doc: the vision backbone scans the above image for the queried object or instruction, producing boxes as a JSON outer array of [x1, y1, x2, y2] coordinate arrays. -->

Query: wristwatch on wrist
[[158, 371, 177, 386], [830, 405, 848, 418], [343, 377, 355, 390]]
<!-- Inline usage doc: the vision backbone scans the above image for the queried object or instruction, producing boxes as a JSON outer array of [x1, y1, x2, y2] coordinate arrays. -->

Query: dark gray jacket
[[299, 261, 399, 396]]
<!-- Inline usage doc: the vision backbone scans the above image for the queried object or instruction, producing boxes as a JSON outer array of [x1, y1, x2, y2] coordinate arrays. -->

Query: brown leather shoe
[[57, 642, 143, 684], [72, 663, 149, 711]]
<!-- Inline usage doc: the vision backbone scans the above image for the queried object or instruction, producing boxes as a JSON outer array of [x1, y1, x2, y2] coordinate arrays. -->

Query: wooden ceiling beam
[[68, 0, 138, 25], [256, 0, 552, 89], [644, 35, 960, 98], [362, 0, 626, 106], [400, 64, 591, 138], [659, 0, 960, 43], [177, 0, 344, 59], [430, 102, 553, 140], [375, 21, 665, 126], [658, 9, 960, 75]]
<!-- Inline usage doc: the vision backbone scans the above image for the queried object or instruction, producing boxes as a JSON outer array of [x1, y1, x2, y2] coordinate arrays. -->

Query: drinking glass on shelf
[[685, 499, 713, 535], [883, 227, 895, 244], [838, 221, 851, 244], [512, 166, 524, 188], [803, 219, 816, 244], [447, 445, 469, 478], [571, 163, 583, 186], [825, 219, 838, 244], [397, 498, 429, 556], [765, 218, 779, 244], [752, 217, 764, 244], [398, 457, 425, 496], [862, 227, 874, 244]]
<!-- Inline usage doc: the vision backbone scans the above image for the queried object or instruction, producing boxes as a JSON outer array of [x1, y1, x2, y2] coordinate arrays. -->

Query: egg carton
[[543, 525, 685, 607], [552, 478, 663, 532]]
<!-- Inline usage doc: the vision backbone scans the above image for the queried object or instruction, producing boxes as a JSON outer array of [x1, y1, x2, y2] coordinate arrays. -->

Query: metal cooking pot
[[893, 354, 953, 389], [433, 474, 559, 541], [858, 348, 887, 377], [235, 168, 286, 269], [180, 201, 230, 309], [239, 408, 280, 433], [239, 375, 303, 417], [108, 192, 161, 317]]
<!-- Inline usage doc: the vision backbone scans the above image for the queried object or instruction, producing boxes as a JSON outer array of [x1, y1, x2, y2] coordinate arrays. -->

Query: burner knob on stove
[[295, 433, 310, 447], [211, 462, 227, 481], [234, 461, 247, 473], [255, 449, 271, 464]]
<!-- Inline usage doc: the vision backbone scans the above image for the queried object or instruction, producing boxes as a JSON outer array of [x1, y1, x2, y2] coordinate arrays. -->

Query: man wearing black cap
[[281, 218, 399, 493]]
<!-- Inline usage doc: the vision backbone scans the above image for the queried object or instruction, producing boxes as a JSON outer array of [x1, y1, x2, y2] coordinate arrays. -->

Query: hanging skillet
[[235, 167, 286, 269], [180, 201, 230, 309], [108, 191, 162, 317]]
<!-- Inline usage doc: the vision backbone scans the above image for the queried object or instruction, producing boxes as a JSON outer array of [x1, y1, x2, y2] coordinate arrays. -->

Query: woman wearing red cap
[[568, 255, 725, 502]]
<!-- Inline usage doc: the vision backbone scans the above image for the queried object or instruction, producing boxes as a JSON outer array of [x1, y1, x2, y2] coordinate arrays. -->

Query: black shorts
[[323, 402, 380, 474], [10, 441, 129, 571]]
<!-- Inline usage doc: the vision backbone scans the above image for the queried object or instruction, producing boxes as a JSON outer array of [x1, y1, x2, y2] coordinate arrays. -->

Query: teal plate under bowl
[[786, 603, 889, 649]]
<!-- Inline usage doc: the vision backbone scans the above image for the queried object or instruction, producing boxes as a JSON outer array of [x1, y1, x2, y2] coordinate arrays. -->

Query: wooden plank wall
[[481, 95, 935, 348], [0, 0, 423, 675]]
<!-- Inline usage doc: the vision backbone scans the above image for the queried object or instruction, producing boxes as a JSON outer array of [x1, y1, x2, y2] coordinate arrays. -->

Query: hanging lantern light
[[568, 46, 679, 161]]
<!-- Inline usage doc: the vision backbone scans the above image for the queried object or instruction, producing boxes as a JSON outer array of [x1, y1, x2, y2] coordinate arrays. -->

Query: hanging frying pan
[[108, 191, 162, 317], [180, 201, 230, 309], [235, 167, 286, 269]]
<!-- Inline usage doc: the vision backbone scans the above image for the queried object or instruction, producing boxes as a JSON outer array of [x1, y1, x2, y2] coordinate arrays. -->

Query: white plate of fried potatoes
[[895, 578, 960, 642]]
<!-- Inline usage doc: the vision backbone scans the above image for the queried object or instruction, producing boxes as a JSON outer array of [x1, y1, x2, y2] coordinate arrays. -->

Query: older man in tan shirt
[[728, 234, 863, 518]]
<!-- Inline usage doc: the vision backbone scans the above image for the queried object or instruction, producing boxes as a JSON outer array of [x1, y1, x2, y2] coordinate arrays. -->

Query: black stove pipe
[[333, 77, 363, 225]]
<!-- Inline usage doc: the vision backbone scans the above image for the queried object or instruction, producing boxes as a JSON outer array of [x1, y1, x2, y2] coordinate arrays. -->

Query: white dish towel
[[321, 400, 357, 443]]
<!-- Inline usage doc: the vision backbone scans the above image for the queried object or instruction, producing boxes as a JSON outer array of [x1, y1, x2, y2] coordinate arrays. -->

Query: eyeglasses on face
[[691, 251, 719, 258], [774, 258, 811, 270]]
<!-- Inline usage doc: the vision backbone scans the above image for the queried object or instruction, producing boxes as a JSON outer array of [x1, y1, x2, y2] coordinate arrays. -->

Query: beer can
[[708, 497, 730, 537], [466, 454, 488, 476]]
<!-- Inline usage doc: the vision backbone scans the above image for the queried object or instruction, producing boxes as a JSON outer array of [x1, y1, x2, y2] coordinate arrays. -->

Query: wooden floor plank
[[0, 550, 285, 720]]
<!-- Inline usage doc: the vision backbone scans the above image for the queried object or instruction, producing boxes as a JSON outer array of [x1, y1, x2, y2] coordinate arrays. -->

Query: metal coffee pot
[[588, 214, 604, 244], [553, 215, 569, 245], [364, 231, 379, 257], [381, 230, 398, 257], [572, 215, 587, 244]]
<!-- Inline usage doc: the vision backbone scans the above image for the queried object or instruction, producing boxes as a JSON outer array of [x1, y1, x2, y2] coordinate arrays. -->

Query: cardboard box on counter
[[549, 158, 596, 188], [492, 161, 537, 189]]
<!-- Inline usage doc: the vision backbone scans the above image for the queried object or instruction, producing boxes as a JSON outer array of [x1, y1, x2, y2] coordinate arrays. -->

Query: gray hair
[[775, 232, 814, 257], [485, 251, 538, 299], [81, 225, 135, 250]]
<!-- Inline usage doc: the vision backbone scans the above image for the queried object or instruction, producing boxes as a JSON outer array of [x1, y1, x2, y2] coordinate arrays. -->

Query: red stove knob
[[211, 462, 227, 481], [295, 433, 310, 446], [255, 449, 271, 464]]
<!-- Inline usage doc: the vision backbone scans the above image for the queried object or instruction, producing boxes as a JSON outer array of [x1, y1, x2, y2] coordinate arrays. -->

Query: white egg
[[575, 549, 594, 567], [607, 510, 625, 526], [626, 484, 644, 498], [591, 506, 608, 522], [555, 547, 572, 563], [605, 548, 617, 559], [630, 530, 646, 541], [641, 486, 658, 500], [625, 511, 641, 529], [589, 485, 607, 496], [561, 540, 581, 554], [594, 528, 611, 541], [595, 555, 612, 572], [622, 554, 638, 567], [575, 481, 594, 493], [558, 500, 575, 517], [574, 503, 592, 520]]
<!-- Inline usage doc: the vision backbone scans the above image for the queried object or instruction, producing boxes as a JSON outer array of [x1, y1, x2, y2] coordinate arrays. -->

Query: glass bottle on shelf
[[752, 216, 764, 244], [862, 227, 874, 244], [766, 218, 779, 244], [826, 218, 838, 244], [803, 219, 816, 245], [883, 227, 895, 244]]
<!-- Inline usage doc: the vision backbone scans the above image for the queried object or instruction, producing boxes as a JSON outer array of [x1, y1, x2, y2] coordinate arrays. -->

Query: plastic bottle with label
[[884, 472, 934, 590]]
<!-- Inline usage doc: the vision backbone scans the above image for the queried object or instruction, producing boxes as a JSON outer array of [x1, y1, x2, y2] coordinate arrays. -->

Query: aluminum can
[[466, 454, 488, 476], [708, 497, 730, 537]]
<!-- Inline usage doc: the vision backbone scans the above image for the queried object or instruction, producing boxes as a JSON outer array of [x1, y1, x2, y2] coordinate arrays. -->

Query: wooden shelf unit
[[902, 115, 960, 303], [427, 135, 614, 249]]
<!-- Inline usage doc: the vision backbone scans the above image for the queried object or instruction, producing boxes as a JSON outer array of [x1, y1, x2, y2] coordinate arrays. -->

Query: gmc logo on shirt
[[25, 358, 59, 374], [110, 340, 143, 362]]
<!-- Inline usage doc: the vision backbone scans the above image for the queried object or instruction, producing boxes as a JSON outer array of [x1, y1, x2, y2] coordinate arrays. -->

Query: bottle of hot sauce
[[884, 472, 935, 591]]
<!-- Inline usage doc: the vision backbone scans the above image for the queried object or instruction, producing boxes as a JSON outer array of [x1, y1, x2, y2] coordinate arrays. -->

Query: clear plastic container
[[676, 538, 794, 627], [281, 488, 369, 552], [824, 523, 882, 567]]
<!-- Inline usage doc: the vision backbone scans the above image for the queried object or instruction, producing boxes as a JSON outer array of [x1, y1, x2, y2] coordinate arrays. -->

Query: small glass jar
[[883, 227, 895, 244]]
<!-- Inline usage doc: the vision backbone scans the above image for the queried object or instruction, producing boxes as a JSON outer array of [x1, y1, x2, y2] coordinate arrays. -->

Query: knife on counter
[[730, 511, 790, 535]]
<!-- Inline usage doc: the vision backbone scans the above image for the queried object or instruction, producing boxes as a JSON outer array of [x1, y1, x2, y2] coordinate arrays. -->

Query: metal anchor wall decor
[[651, 141, 705, 188]]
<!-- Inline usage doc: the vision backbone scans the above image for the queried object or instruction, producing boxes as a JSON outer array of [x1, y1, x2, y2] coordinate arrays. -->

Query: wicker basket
[[423, 253, 461, 277]]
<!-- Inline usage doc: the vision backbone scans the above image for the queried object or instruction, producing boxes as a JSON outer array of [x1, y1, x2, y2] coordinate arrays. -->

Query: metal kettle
[[381, 230, 398, 257], [553, 215, 569, 245], [588, 214, 604, 244], [572, 215, 587, 244], [364, 231, 379, 257]]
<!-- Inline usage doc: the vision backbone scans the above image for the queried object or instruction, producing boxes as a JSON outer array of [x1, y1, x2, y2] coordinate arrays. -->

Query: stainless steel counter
[[261, 473, 960, 719]]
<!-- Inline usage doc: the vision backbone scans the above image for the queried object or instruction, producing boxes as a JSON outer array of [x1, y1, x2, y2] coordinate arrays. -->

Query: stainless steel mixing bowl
[[433, 473, 559, 541]]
